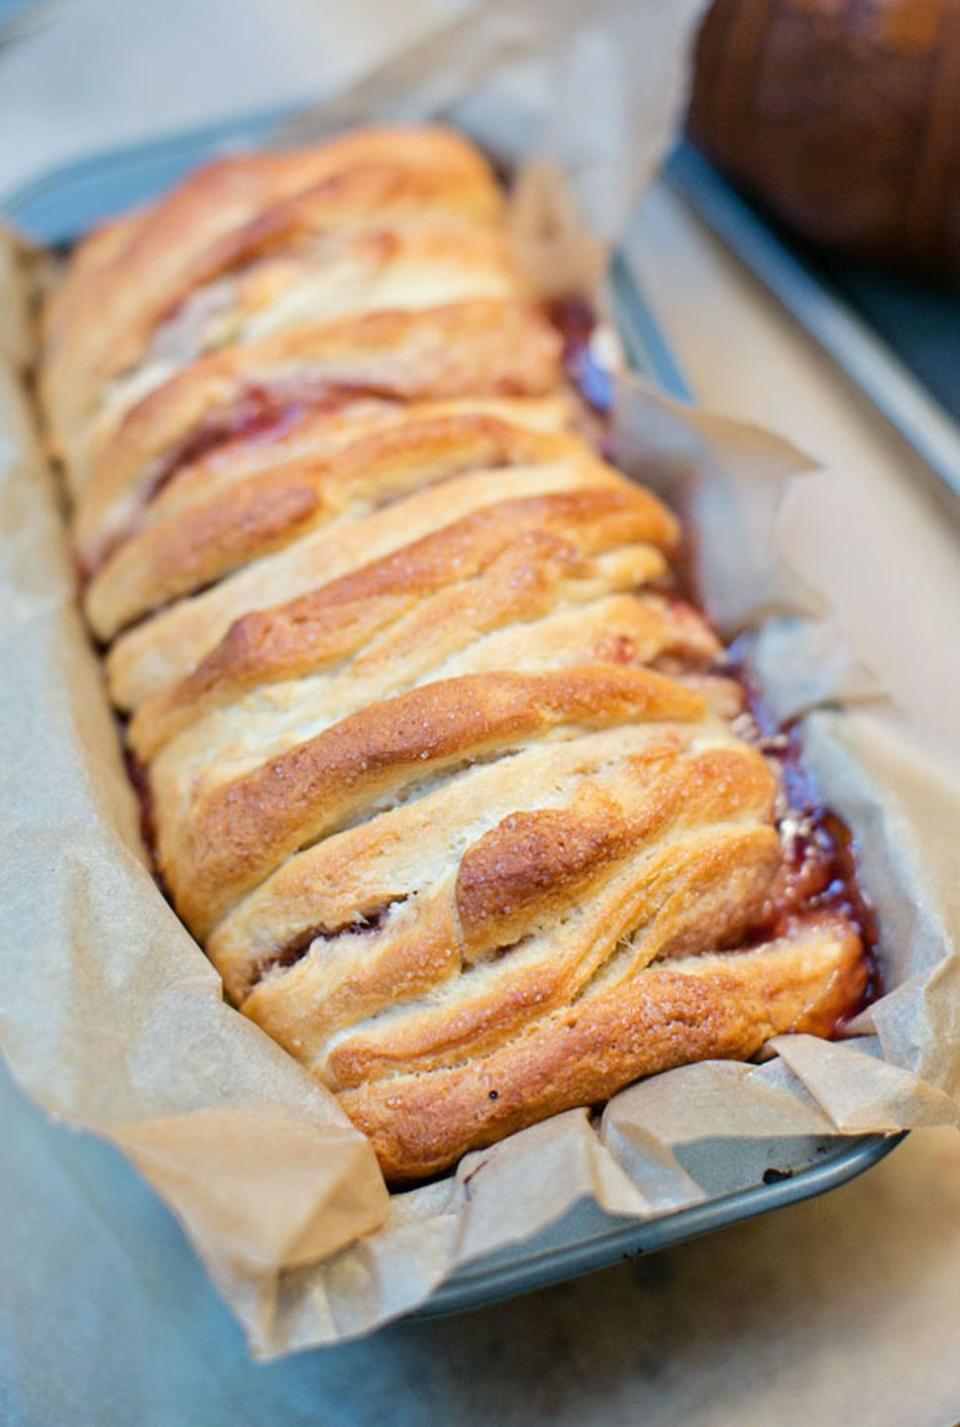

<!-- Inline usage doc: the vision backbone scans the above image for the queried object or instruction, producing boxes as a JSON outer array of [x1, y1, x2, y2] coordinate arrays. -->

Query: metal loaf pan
[[2, 108, 903, 1319]]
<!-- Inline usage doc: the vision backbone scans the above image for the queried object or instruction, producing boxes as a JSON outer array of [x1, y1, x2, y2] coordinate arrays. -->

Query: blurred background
[[3, 0, 957, 420], [0, 0, 457, 190], [687, 0, 960, 418]]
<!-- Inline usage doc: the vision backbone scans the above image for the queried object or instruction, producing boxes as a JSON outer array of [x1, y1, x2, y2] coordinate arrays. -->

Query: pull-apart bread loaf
[[45, 125, 868, 1181]]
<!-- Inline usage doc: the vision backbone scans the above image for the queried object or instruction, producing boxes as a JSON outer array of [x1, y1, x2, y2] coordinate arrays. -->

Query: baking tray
[[0, 109, 904, 1318]]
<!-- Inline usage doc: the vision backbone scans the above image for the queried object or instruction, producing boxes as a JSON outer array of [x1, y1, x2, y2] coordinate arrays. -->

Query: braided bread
[[46, 125, 868, 1181]]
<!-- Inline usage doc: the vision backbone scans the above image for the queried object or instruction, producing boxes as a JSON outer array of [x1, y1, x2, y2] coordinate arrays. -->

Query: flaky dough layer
[[46, 124, 868, 1181]]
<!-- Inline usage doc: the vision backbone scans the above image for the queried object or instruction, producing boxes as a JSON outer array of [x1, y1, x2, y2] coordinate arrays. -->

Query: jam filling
[[125, 747, 172, 905], [549, 298, 615, 415], [551, 300, 879, 1020], [83, 387, 400, 582], [142, 385, 350, 504], [257, 897, 409, 982], [113, 297, 607, 570], [725, 640, 879, 1016]]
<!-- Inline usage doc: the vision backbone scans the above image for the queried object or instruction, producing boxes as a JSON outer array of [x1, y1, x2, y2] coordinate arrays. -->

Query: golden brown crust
[[43, 126, 503, 448], [146, 394, 574, 525], [338, 919, 867, 1181], [453, 748, 775, 954], [160, 666, 707, 937], [127, 478, 682, 757], [103, 433, 633, 712], [227, 735, 782, 1083], [73, 299, 563, 569], [206, 727, 690, 995], [85, 417, 660, 640], [50, 123, 870, 1186], [324, 819, 782, 1088]]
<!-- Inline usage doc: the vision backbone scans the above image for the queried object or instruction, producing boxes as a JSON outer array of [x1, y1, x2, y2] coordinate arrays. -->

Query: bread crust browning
[[160, 666, 707, 937], [127, 477, 682, 757], [48, 123, 871, 1185], [338, 919, 866, 1181], [74, 300, 562, 567], [205, 725, 702, 1001], [104, 444, 631, 712], [146, 394, 573, 524], [262, 806, 782, 1087], [44, 126, 503, 447], [85, 417, 671, 639]]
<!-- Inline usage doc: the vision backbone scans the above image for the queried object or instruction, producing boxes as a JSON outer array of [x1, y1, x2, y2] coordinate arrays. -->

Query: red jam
[[550, 300, 880, 1022], [725, 636, 880, 1016], [549, 298, 614, 415]]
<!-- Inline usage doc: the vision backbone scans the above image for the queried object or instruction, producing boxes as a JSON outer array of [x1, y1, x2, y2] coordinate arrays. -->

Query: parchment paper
[[0, 0, 957, 1356]]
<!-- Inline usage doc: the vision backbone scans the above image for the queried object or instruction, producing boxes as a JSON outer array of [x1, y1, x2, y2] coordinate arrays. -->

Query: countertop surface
[[1, 4, 958, 1424]]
